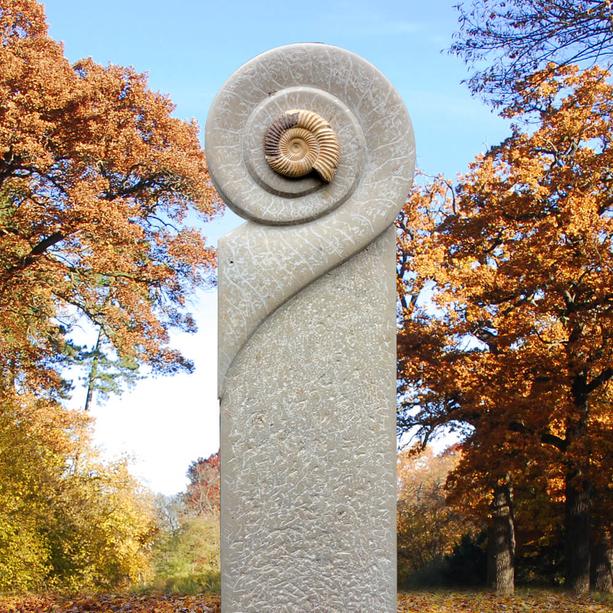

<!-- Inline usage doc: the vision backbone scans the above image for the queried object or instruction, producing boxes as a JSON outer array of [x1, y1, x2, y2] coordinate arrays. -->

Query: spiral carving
[[264, 110, 340, 182], [205, 43, 415, 395]]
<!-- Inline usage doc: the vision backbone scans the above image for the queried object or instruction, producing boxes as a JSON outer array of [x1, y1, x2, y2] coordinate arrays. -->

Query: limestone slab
[[206, 43, 415, 612], [220, 228, 397, 611], [206, 43, 415, 395]]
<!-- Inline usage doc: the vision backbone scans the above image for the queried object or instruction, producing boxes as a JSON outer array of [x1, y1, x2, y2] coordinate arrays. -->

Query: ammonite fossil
[[264, 110, 340, 183]]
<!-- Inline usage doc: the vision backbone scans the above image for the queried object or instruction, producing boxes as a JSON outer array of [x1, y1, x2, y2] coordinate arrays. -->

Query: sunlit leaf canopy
[[0, 0, 221, 400]]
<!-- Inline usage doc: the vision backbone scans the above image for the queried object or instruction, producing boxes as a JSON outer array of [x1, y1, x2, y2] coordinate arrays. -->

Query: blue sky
[[42, 0, 510, 494]]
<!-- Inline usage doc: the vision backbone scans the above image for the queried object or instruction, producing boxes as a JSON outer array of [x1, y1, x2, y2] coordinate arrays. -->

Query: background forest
[[0, 0, 611, 611]]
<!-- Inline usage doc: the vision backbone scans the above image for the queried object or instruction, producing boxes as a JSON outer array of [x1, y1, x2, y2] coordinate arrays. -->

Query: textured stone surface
[[206, 43, 415, 612], [220, 228, 397, 612], [206, 43, 415, 393]]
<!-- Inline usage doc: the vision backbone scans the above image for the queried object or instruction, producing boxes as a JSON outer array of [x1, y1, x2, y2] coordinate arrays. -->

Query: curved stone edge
[[205, 43, 414, 226], [220, 227, 398, 610], [217, 216, 411, 398], [210, 44, 416, 396]]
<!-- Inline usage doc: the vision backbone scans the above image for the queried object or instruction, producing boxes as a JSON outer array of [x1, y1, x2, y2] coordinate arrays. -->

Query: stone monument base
[[220, 226, 397, 612]]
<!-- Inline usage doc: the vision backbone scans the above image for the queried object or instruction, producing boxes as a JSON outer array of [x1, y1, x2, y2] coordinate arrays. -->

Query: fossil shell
[[264, 110, 340, 182]]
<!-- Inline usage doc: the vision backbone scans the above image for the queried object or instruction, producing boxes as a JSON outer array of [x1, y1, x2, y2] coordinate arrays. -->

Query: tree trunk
[[565, 372, 591, 595], [487, 479, 515, 595], [84, 326, 103, 412], [592, 524, 612, 593], [565, 472, 591, 595]]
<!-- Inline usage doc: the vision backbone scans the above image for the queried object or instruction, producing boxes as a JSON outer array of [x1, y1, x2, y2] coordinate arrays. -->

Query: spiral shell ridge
[[264, 110, 340, 183]]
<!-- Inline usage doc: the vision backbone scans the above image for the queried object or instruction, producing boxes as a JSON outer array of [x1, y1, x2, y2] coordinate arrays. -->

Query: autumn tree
[[0, 0, 222, 595], [397, 446, 469, 586], [451, 0, 613, 104], [481, 477, 515, 594], [397, 66, 612, 594], [0, 389, 156, 592], [0, 0, 220, 405], [184, 452, 220, 518], [149, 456, 220, 594]]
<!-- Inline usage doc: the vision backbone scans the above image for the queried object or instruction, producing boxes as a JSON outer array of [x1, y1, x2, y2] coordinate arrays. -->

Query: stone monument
[[205, 43, 415, 612]]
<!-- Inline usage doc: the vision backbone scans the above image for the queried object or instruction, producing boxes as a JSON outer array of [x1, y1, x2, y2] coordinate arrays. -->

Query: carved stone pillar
[[206, 43, 415, 612]]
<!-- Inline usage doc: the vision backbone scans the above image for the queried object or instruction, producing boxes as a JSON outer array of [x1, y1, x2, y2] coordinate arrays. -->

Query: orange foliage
[[184, 452, 220, 518], [0, 589, 609, 612], [0, 593, 220, 612], [397, 65, 612, 586], [397, 447, 469, 580], [0, 0, 221, 398]]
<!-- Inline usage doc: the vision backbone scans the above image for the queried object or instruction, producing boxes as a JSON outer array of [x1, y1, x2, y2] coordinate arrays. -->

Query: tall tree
[[0, 0, 221, 595], [0, 0, 220, 402], [451, 0, 613, 104], [397, 65, 612, 594], [184, 452, 220, 518], [397, 446, 468, 585], [486, 477, 515, 594], [0, 389, 156, 592]]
